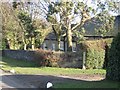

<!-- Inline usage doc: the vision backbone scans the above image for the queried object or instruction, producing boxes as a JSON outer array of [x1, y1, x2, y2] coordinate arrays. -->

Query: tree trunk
[[23, 37, 27, 50], [31, 37, 35, 50], [66, 29, 72, 52], [22, 31, 27, 50], [24, 43, 27, 50], [23, 39, 27, 50], [57, 37, 61, 51], [13, 33, 17, 50], [5, 39, 10, 49], [6, 38, 12, 49]]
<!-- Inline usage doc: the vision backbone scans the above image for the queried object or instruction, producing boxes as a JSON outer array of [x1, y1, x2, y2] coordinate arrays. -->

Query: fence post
[[82, 51, 86, 69]]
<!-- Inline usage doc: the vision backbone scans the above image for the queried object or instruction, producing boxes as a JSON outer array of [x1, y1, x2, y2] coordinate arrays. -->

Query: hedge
[[106, 33, 120, 81], [81, 39, 113, 69], [85, 48, 105, 69]]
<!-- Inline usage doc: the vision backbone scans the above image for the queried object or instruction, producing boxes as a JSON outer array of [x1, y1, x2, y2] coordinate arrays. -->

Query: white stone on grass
[[47, 82, 53, 88]]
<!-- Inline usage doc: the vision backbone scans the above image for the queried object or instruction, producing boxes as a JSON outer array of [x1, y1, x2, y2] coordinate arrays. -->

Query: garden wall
[[2, 50, 35, 61], [2, 49, 83, 68]]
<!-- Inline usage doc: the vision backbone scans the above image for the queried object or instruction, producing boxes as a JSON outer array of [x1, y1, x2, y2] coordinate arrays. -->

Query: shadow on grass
[[2, 57, 38, 67], [2, 74, 120, 89]]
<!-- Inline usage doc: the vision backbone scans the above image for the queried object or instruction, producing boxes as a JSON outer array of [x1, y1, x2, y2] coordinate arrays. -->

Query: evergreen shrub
[[106, 33, 120, 81]]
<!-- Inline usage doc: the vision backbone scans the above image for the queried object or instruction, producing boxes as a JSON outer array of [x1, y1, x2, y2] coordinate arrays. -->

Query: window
[[52, 43, 55, 51], [43, 43, 47, 50], [60, 41, 64, 51], [72, 42, 76, 52]]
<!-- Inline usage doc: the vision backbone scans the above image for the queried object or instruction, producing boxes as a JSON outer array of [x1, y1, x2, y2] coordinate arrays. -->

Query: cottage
[[41, 32, 77, 52], [41, 15, 119, 52]]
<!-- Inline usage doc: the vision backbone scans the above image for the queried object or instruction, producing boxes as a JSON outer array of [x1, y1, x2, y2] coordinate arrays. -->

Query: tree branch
[[72, 11, 91, 31]]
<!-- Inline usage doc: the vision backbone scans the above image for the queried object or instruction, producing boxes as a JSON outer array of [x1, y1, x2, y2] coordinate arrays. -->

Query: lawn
[[1, 57, 119, 88], [54, 81, 120, 88], [1, 57, 106, 75]]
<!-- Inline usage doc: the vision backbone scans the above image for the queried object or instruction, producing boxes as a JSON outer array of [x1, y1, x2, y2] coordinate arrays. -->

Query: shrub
[[34, 49, 60, 67], [106, 33, 120, 81], [34, 49, 83, 68]]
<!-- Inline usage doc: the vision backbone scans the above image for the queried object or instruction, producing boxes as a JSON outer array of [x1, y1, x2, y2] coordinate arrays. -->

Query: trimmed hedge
[[86, 48, 105, 69], [106, 33, 120, 81], [81, 39, 113, 69]]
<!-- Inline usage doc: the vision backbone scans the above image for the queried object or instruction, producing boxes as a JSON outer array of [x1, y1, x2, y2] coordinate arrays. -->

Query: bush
[[34, 49, 83, 68], [82, 39, 112, 69], [34, 49, 60, 67], [106, 33, 120, 81]]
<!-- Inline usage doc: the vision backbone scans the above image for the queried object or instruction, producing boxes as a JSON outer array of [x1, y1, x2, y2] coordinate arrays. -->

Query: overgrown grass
[[1, 57, 106, 76]]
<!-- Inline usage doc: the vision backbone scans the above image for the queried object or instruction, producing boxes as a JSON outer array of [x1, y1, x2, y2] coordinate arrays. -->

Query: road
[[0, 69, 32, 89], [0, 69, 105, 89]]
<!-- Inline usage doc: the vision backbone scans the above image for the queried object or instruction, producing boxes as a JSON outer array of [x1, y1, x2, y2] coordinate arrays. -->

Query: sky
[[1, 0, 119, 19]]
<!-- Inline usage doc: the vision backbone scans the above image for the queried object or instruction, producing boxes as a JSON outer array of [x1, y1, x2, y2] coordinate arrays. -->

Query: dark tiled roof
[[82, 17, 117, 36], [45, 15, 119, 40], [45, 32, 77, 41], [114, 15, 120, 34], [45, 32, 56, 40]]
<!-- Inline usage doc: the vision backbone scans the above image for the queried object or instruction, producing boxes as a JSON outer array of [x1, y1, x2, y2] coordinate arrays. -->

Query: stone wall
[[2, 50, 35, 61]]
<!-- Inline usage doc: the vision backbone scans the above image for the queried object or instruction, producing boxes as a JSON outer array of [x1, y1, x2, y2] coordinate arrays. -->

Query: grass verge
[[54, 80, 120, 88], [1, 57, 106, 76]]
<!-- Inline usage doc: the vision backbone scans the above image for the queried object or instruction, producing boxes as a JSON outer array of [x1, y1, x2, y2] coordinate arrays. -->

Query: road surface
[[0, 69, 32, 89], [0, 69, 105, 89]]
